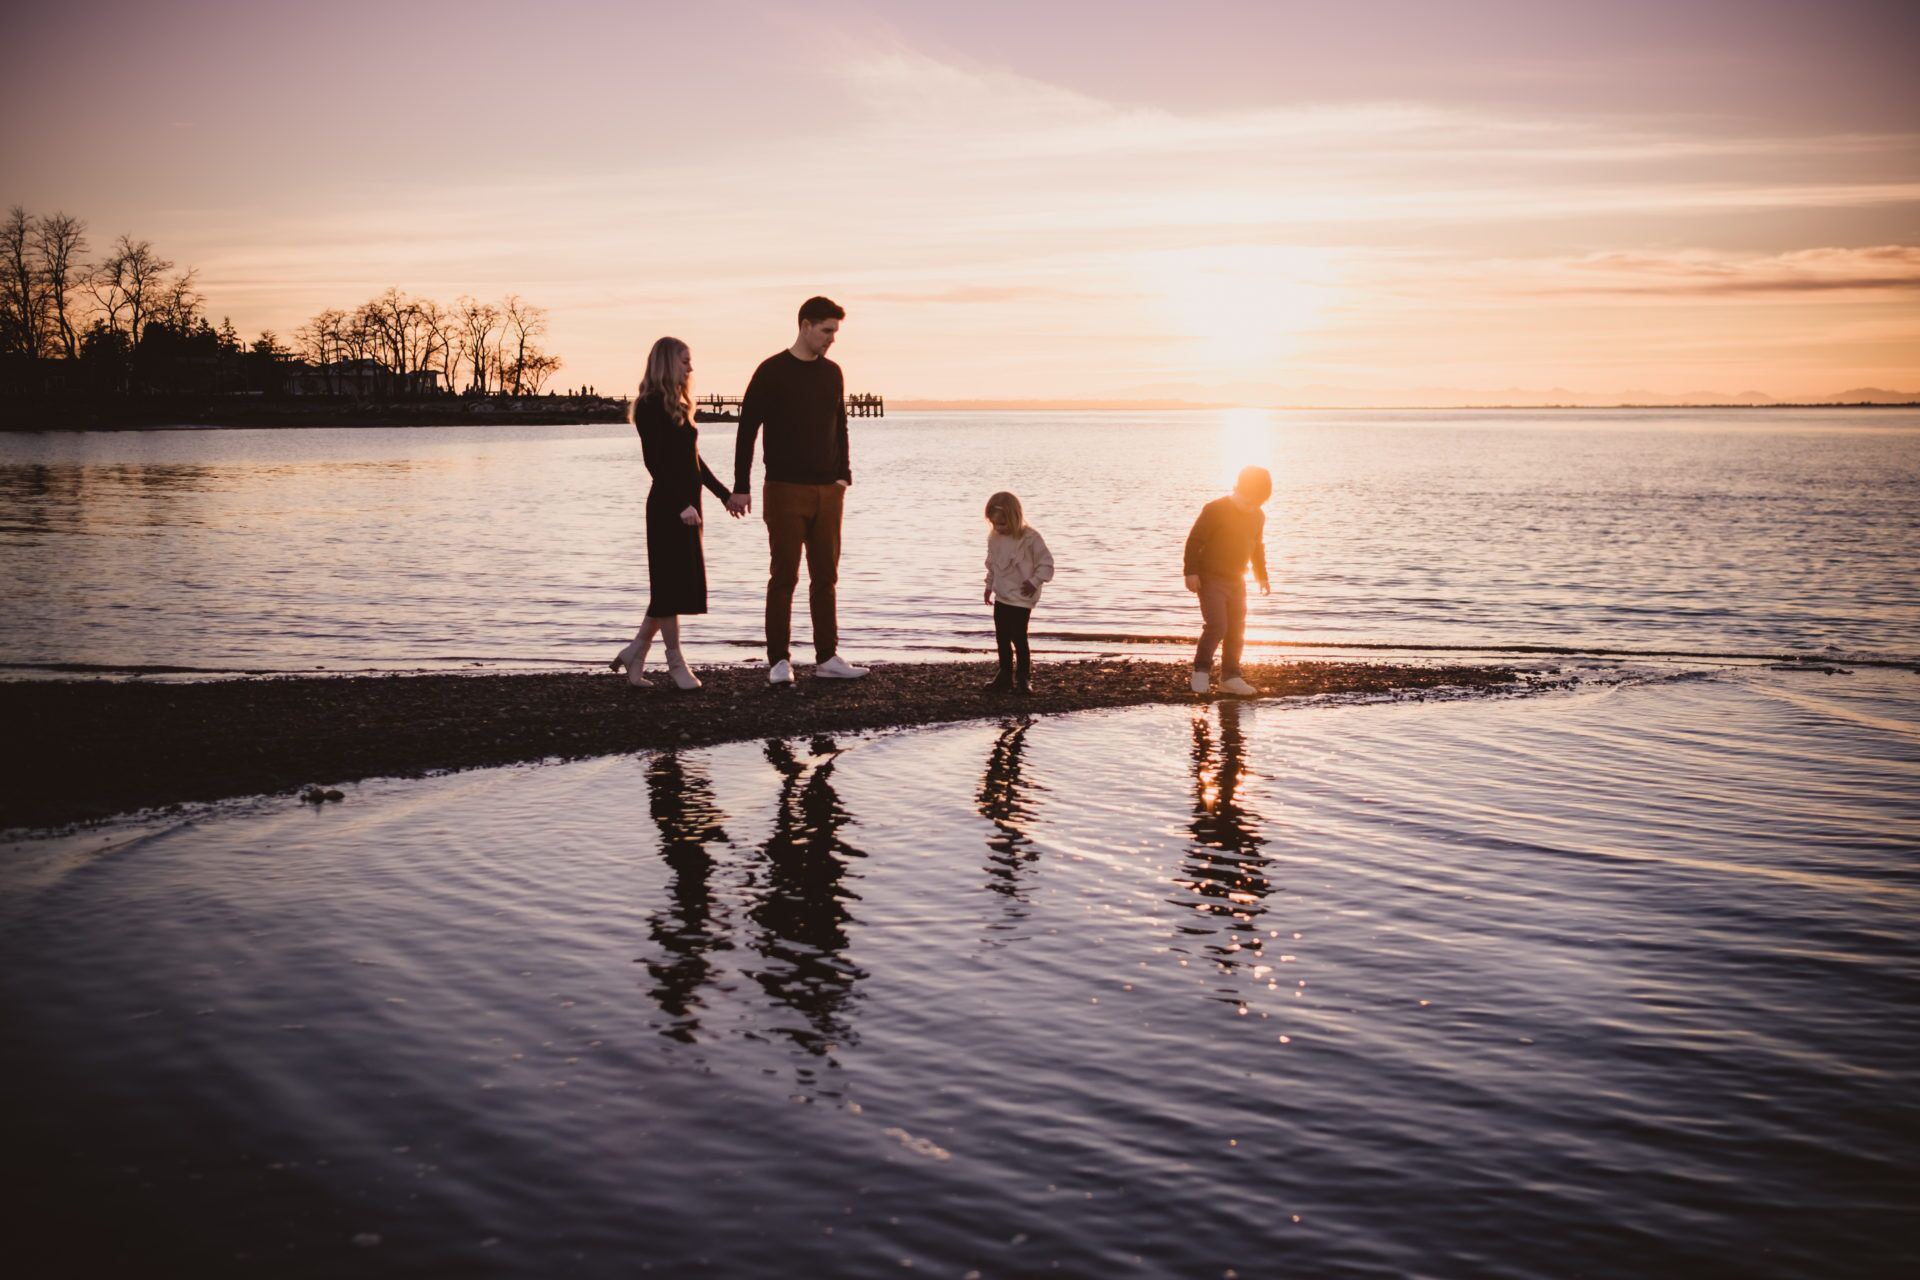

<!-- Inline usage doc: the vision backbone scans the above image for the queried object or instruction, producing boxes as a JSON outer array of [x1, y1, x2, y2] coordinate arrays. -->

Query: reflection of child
[[982, 491, 1056, 695], [1183, 466, 1272, 696]]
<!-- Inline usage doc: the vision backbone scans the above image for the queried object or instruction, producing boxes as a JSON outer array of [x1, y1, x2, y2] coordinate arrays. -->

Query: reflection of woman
[[643, 752, 732, 1043], [611, 337, 737, 690]]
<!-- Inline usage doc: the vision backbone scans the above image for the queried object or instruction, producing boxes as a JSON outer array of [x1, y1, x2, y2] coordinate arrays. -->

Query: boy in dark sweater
[[1183, 466, 1272, 696]]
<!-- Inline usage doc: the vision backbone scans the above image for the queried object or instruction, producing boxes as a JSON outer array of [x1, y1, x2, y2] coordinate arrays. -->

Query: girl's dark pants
[[993, 602, 1031, 680]]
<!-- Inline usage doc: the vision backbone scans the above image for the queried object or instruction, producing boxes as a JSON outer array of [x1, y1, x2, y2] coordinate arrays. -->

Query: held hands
[[680, 505, 702, 527], [726, 493, 752, 517]]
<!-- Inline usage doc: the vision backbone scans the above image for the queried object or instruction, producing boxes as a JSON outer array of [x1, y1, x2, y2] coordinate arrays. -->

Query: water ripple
[[3, 668, 1917, 1277]]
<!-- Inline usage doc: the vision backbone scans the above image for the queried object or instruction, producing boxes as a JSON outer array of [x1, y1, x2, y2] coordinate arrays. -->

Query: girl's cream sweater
[[984, 527, 1056, 607]]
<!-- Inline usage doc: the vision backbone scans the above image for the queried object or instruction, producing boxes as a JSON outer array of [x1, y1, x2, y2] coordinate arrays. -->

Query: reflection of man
[[728, 297, 868, 685], [749, 737, 866, 1055]]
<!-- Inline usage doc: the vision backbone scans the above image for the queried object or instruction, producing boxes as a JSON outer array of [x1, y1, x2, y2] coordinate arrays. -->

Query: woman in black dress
[[611, 336, 737, 689]]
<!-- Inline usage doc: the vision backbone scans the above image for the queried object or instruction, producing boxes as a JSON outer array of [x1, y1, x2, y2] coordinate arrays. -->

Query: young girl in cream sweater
[[982, 491, 1056, 694]]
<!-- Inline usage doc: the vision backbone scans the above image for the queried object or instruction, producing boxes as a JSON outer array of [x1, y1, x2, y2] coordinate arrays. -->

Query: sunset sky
[[5, 0, 1917, 402]]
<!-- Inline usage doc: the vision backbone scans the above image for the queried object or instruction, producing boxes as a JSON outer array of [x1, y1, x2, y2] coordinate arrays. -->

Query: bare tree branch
[[1, 205, 51, 358], [87, 235, 174, 345], [32, 212, 88, 359], [456, 296, 501, 394]]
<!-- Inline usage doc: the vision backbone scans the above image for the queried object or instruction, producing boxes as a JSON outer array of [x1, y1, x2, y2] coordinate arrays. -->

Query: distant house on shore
[[282, 359, 442, 397]]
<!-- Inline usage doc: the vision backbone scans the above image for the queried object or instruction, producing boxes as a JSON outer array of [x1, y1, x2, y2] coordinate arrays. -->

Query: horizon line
[[888, 397, 1920, 411]]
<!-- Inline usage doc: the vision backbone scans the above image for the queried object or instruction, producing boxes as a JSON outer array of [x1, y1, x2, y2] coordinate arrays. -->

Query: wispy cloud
[[860, 284, 1120, 305], [1542, 246, 1920, 296], [17, 24, 1916, 399]]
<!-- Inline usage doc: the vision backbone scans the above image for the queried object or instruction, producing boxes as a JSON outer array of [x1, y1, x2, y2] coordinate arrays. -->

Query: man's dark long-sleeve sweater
[[732, 350, 850, 492], [1184, 496, 1269, 585]]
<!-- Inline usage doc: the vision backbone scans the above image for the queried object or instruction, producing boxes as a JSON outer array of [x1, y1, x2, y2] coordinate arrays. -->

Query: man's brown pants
[[763, 480, 843, 664]]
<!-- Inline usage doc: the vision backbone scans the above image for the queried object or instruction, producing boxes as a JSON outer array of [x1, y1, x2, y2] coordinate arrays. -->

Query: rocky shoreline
[[0, 658, 1522, 831]]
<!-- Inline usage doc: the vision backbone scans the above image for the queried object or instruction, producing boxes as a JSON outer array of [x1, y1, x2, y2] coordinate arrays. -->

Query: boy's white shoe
[[1190, 670, 1210, 694], [768, 659, 795, 685], [814, 655, 869, 679], [1219, 676, 1258, 697]]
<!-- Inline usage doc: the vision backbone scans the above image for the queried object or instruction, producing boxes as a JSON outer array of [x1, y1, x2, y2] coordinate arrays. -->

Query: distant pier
[[695, 393, 884, 423]]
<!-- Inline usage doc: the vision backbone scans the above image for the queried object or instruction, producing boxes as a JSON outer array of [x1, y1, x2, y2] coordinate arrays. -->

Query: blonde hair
[[985, 490, 1026, 536], [632, 336, 693, 426]]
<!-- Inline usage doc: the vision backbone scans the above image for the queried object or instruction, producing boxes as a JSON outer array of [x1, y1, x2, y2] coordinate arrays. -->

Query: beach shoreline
[[6, 400, 1919, 433], [0, 658, 1523, 832]]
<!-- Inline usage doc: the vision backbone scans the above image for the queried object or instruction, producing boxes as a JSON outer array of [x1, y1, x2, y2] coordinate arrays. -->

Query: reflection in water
[[978, 719, 1042, 933], [640, 752, 734, 1042], [748, 737, 867, 1059], [1176, 703, 1273, 979], [0, 465, 61, 537], [5, 678, 1919, 1278]]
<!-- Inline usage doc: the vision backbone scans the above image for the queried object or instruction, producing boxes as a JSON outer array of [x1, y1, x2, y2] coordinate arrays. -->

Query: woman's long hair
[[632, 336, 693, 426], [985, 490, 1026, 536]]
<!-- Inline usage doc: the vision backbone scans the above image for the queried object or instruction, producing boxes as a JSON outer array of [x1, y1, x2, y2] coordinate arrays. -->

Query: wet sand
[[0, 659, 1519, 830]]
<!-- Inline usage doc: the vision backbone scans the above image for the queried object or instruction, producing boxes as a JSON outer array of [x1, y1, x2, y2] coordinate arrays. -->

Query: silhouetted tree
[[78, 320, 132, 393], [456, 295, 500, 393], [3, 200, 570, 409], [34, 212, 88, 358], [337, 306, 374, 369], [499, 294, 558, 395], [516, 350, 561, 393], [149, 267, 205, 335], [243, 330, 292, 394], [420, 296, 461, 394], [1, 205, 52, 358], [133, 314, 223, 393], [356, 288, 442, 394], [295, 307, 347, 390], [87, 235, 174, 345]]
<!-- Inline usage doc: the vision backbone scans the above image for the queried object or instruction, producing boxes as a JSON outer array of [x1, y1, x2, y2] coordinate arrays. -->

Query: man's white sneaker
[[1190, 670, 1211, 694], [1219, 676, 1258, 697], [768, 658, 795, 685], [814, 655, 869, 679]]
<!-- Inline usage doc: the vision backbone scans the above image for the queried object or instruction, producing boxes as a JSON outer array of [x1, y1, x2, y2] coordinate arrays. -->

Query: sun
[[1148, 246, 1339, 375]]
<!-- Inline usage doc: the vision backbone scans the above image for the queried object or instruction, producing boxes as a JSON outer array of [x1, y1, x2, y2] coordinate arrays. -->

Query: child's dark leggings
[[993, 602, 1032, 677]]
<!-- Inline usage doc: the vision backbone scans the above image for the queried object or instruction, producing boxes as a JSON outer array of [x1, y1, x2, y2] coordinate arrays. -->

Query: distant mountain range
[[892, 387, 1920, 410]]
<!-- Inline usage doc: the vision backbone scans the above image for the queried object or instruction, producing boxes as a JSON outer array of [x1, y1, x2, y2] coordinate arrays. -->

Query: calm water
[[4, 410, 1917, 1275], [3, 666, 1916, 1276], [2, 409, 1917, 672]]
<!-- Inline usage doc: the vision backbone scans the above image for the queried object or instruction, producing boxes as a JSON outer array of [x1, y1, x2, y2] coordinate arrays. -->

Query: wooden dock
[[694, 393, 883, 423]]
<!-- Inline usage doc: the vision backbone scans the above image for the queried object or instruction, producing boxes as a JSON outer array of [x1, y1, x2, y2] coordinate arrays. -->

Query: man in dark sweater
[[728, 296, 867, 684], [1183, 466, 1272, 696]]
